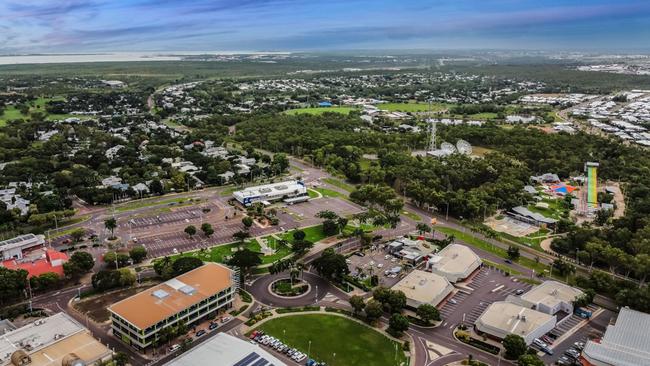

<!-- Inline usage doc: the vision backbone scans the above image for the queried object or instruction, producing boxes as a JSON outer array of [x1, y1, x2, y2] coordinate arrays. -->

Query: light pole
[[307, 340, 311, 360]]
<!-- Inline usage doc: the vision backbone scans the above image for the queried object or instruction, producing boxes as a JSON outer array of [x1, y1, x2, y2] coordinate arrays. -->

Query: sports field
[[379, 101, 449, 112], [256, 314, 407, 366]]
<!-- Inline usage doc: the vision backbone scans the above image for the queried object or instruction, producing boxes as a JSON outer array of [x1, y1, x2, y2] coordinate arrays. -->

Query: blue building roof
[[318, 101, 332, 107]]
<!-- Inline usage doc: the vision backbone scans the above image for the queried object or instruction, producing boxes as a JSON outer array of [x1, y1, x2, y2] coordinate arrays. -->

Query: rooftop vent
[[152, 289, 170, 299]]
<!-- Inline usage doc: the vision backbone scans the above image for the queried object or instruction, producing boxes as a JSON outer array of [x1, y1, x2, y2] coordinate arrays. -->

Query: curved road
[[247, 271, 334, 307]]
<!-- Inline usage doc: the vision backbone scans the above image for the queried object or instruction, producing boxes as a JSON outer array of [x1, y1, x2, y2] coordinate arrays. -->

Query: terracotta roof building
[[108, 262, 237, 349]]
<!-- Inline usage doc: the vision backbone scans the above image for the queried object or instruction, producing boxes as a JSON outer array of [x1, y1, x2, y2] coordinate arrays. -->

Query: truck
[[575, 307, 592, 319]]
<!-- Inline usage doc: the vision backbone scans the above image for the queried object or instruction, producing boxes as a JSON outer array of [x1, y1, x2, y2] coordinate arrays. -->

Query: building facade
[[232, 180, 307, 206], [108, 263, 237, 349]]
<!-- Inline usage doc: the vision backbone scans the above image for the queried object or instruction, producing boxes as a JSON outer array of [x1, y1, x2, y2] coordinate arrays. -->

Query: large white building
[[0, 234, 45, 261], [232, 180, 307, 206], [164, 333, 287, 366], [0, 312, 113, 366], [426, 244, 482, 283], [391, 269, 454, 309], [581, 307, 650, 366], [519, 280, 583, 315], [474, 301, 556, 345]]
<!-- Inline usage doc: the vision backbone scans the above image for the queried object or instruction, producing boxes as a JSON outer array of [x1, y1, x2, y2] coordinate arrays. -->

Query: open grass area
[[378, 101, 448, 112], [435, 226, 548, 274], [284, 106, 357, 115], [307, 189, 320, 198], [166, 239, 291, 264], [322, 177, 356, 192], [281, 224, 327, 243], [254, 314, 407, 366], [401, 210, 422, 221], [314, 187, 345, 199]]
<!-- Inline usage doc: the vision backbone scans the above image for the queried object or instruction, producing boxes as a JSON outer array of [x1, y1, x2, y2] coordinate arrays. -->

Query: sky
[[1, 0, 649, 53]]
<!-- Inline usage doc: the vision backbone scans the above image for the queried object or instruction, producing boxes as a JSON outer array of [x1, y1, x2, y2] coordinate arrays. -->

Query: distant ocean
[[0, 51, 279, 65]]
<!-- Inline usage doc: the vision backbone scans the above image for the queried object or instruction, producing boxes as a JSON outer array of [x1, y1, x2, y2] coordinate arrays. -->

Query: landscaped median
[[435, 226, 549, 274], [248, 312, 409, 366]]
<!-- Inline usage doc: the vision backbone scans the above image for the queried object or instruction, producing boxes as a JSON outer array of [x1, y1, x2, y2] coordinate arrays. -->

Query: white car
[[377, 263, 384, 268]]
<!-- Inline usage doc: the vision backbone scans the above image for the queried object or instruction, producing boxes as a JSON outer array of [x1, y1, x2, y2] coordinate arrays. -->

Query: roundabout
[[268, 277, 311, 298], [248, 271, 330, 307]]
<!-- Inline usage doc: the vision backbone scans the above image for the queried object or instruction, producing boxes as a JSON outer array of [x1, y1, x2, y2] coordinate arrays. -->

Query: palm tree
[[104, 218, 117, 239]]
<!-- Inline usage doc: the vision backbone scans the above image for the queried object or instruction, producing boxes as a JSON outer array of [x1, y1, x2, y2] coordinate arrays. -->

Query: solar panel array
[[233, 352, 277, 366]]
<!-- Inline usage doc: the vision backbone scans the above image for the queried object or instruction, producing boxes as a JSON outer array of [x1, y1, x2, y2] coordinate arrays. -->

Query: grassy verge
[[322, 177, 356, 192], [314, 187, 346, 199], [402, 210, 422, 221], [115, 197, 199, 212], [436, 226, 548, 274]]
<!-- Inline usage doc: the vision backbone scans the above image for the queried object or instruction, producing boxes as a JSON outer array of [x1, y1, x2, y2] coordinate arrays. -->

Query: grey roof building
[[581, 307, 650, 366]]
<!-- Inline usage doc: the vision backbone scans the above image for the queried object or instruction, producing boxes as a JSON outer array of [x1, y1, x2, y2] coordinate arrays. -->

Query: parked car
[[515, 289, 525, 295], [196, 329, 206, 337], [221, 316, 232, 323], [168, 344, 181, 353]]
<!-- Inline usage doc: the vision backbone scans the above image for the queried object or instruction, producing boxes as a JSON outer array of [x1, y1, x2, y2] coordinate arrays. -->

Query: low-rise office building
[[474, 301, 556, 345], [232, 180, 307, 206], [426, 244, 482, 283], [581, 307, 650, 366], [164, 333, 288, 366], [108, 263, 237, 349], [391, 269, 454, 309], [0, 234, 45, 261], [519, 280, 583, 315], [0, 312, 113, 366]]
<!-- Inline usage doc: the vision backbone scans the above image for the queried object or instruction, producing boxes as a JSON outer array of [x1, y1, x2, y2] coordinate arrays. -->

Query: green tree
[[30, 272, 61, 292], [242, 216, 254, 229], [172, 257, 203, 276], [63, 251, 95, 279], [517, 353, 545, 366], [233, 230, 251, 242], [416, 223, 432, 236], [201, 223, 214, 237], [291, 240, 314, 255], [129, 246, 147, 263], [70, 228, 86, 243], [507, 245, 520, 261], [416, 303, 441, 324], [388, 313, 409, 336], [503, 334, 528, 360], [322, 219, 338, 236], [104, 217, 117, 239], [312, 248, 349, 281], [315, 210, 338, 220], [228, 249, 262, 280], [349, 295, 366, 315], [292, 230, 306, 241], [184, 225, 197, 238], [113, 352, 129, 366], [364, 299, 383, 323]]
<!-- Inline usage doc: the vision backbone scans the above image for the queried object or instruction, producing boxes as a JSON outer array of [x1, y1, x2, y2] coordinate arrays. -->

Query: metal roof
[[583, 307, 650, 366]]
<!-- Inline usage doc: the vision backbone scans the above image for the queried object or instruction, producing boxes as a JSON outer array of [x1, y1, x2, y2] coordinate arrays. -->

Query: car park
[[533, 338, 547, 348], [515, 289, 525, 295]]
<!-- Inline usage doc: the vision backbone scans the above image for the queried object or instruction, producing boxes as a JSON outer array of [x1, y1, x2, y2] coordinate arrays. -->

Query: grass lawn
[[281, 224, 327, 243], [435, 226, 548, 274], [285, 107, 357, 115], [401, 210, 422, 221], [379, 101, 451, 112], [314, 187, 345, 199], [322, 177, 356, 192], [307, 189, 320, 198], [0, 106, 26, 124], [254, 314, 407, 366]]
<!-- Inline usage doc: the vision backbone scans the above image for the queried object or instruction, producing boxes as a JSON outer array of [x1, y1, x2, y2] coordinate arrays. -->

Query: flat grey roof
[[164, 333, 287, 366]]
